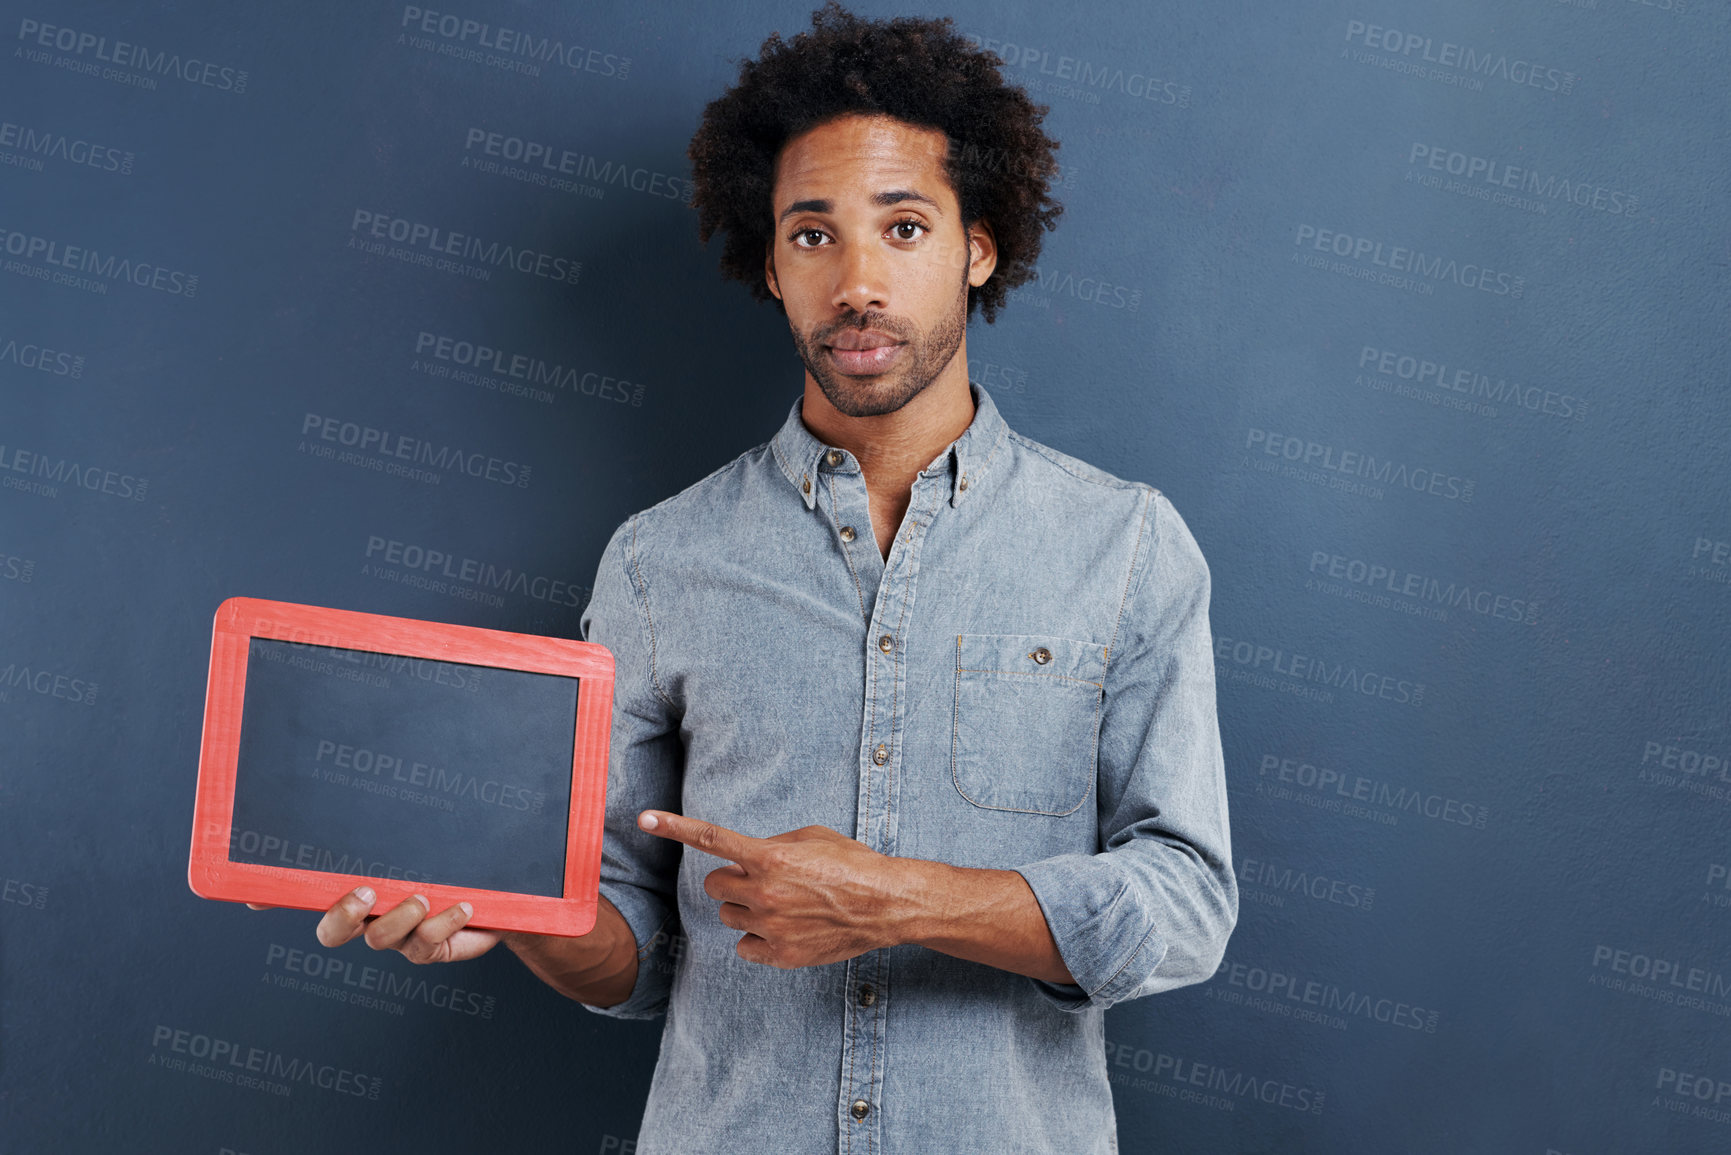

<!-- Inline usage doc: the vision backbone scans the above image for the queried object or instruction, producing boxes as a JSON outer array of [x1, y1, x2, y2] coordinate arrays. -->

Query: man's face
[[765, 114, 996, 418]]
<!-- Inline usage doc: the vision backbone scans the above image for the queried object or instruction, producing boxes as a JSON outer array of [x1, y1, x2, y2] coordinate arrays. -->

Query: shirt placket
[[829, 460, 946, 1155]]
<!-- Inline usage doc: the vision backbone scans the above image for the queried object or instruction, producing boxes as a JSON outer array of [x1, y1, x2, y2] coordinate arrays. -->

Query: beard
[[789, 278, 968, 419]]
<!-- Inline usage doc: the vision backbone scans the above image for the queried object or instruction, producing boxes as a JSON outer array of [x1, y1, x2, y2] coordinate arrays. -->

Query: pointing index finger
[[639, 810, 761, 866]]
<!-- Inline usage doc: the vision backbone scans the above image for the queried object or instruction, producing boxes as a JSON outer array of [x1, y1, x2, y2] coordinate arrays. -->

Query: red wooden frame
[[189, 597, 613, 936]]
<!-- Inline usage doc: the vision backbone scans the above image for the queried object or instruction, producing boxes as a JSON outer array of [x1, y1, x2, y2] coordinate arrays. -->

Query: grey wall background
[[3, 1, 1728, 1152]]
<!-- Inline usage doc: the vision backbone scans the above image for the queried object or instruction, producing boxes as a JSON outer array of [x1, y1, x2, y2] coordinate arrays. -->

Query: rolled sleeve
[[579, 515, 685, 1020], [1014, 493, 1236, 1011]]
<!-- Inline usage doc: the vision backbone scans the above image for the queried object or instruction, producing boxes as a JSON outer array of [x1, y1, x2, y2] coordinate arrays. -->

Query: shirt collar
[[770, 383, 1009, 511]]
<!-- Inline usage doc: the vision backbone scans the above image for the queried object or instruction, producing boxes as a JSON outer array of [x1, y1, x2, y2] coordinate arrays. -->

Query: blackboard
[[227, 638, 577, 898]]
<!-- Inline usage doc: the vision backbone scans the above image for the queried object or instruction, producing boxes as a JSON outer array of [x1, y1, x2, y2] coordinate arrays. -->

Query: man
[[311, 7, 1235, 1152]]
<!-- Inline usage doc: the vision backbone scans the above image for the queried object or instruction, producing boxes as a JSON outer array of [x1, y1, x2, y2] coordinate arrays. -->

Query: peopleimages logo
[[398, 6, 629, 80], [0, 441, 148, 502], [0, 118, 133, 175], [1358, 345, 1584, 421], [365, 534, 590, 608], [1294, 224, 1524, 298], [962, 32, 1190, 107], [0, 658, 98, 705], [1213, 954, 1441, 1034], [1255, 753, 1490, 831], [1655, 1066, 1731, 1127], [1407, 143, 1639, 218], [2, 874, 49, 910], [0, 548, 35, 583], [0, 225, 198, 297], [1246, 427, 1475, 503], [413, 331, 644, 406], [311, 737, 547, 815], [349, 211, 580, 284], [1637, 736, 1731, 805], [15, 18, 249, 93], [1102, 1042, 1326, 1115], [462, 128, 691, 204], [1238, 854, 1375, 912], [1342, 19, 1577, 95], [148, 1026, 380, 1099], [1011, 265, 1142, 312], [264, 943, 498, 1019], [1690, 536, 1731, 587], [1591, 944, 1731, 1003], [0, 334, 84, 379], [300, 413, 531, 488], [1214, 634, 1426, 708], [1308, 549, 1538, 625]]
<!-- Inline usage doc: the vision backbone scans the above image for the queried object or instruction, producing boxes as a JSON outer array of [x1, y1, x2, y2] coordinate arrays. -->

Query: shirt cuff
[[1015, 853, 1169, 1012], [580, 878, 678, 1020]]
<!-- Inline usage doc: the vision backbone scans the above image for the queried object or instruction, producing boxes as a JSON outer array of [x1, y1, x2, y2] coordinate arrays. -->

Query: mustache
[[810, 310, 913, 345]]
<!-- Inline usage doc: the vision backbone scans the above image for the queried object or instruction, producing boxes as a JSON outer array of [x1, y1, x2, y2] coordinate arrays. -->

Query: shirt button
[[1031, 647, 1053, 665], [878, 634, 893, 653], [826, 449, 844, 467], [839, 526, 856, 542], [958, 476, 969, 491], [850, 1100, 870, 1121], [872, 744, 889, 765], [857, 983, 877, 1007], [801, 476, 811, 495]]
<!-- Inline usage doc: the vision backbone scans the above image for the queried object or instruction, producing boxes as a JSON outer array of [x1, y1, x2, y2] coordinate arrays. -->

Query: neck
[[799, 345, 975, 559], [799, 349, 975, 497]]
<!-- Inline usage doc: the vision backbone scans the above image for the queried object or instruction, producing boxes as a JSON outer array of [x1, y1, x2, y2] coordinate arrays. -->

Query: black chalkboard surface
[[227, 638, 576, 897]]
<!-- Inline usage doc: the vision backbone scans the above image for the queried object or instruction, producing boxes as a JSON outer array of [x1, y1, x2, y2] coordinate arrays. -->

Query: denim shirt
[[580, 385, 1236, 1155]]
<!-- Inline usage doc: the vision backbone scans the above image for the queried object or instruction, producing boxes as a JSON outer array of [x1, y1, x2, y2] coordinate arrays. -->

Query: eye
[[790, 228, 830, 248], [889, 219, 927, 241]]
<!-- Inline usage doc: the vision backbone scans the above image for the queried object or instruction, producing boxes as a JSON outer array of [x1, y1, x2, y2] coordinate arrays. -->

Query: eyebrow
[[777, 188, 945, 225]]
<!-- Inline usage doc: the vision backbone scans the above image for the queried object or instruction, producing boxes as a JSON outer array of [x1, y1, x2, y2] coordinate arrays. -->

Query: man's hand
[[248, 889, 502, 963], [639, 809, 1077, 985], [312, 887, 503, 964], [638, 811, 907, 969]]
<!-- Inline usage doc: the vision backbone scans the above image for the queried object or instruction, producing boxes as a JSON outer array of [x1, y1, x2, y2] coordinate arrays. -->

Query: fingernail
[[412, 893, 429, 909], [639, 812, 659, 830], [355, 887, 375, 905], [459, 902, 473, 918]]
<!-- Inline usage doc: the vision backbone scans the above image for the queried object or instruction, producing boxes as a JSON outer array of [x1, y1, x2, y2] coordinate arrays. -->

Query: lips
[[827, 330, 897, 351], [823, 328, 905, 375]]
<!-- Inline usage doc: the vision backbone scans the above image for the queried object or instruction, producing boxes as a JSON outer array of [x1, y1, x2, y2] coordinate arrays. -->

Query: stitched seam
[[952, 624, 1105, 814], [964, 418, 1009, 495], [954, 782, 1094, 818], [954, 667, 1104, 688], [950, 678, 1101, 816], [844, 965, 858, 1155], [951, 637, 964, 808], [871, 956, 889, 1155], [883, 480, 940, 854], [769, 430, 802, 494], [828, 473, 868, 622], [625, 517, 675, 710], [1094, 919, 1161, 1003], [634, 912, 678, 963], [1009, 430, 1146, 492], [1103, 488, 1155, 682], [961, 796, 1091, 817], [648, 446, 760, 521]]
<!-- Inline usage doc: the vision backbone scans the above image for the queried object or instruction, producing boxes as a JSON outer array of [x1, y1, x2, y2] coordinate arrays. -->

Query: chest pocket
[[951, 633, 1108, 816]]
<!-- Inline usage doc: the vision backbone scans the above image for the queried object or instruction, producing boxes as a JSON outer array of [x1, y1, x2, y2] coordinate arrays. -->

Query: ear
[[965, 218, 998, 289], [764, 241, 782, 301]]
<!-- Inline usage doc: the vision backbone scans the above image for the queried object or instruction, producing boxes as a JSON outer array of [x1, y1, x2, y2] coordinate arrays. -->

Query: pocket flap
[[954, 633, 1107, 687]]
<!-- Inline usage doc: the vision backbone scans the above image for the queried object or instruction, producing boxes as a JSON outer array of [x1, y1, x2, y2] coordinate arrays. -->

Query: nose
[[831, 239, 889, 316]]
